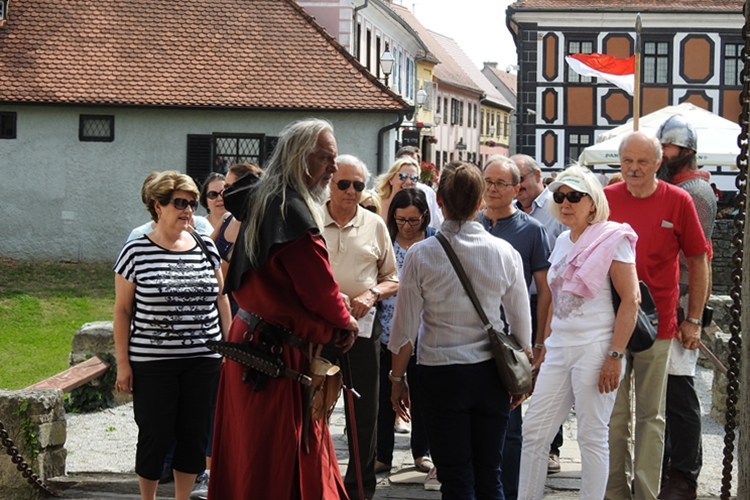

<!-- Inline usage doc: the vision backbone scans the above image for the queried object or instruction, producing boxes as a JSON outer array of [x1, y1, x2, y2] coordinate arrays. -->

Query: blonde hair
[[243, 118, 334, 265], [360, 189, 382, 214], [548, 164, 610, 224], [374, 157, 420, 200], [142, 171, 200, 222]]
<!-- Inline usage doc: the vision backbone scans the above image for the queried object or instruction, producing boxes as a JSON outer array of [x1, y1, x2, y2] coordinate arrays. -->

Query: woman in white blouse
[[388, 161, 532, 499]]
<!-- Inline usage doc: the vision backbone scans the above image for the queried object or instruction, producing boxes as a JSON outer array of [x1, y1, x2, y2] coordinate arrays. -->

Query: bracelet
[[388, 370, 406, 383], [533, 343, 544, 350], [686, 317, 702, 326]]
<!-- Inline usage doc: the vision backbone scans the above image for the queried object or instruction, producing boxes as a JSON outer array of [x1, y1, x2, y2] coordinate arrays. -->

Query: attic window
[[79, 115, 114, 142], [0, 1, 5, 21], [0, 112, 16, 139]]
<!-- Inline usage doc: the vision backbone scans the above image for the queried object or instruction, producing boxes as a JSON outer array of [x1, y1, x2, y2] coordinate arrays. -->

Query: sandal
[[414, 457, 434, 473]]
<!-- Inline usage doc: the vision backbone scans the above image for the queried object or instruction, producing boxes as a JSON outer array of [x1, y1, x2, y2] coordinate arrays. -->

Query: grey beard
[[310, 183, 330, 205]]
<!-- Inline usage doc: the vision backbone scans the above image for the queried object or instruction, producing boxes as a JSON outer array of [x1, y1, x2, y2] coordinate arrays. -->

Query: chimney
[[484, 62, 498, 69]]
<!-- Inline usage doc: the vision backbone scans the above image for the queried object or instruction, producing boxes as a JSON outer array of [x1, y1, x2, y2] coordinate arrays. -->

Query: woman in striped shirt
[[113, 171, 231, 500]]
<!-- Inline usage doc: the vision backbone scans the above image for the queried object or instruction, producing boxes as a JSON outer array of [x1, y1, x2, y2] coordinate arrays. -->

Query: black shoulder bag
[[611, 280, 659, 353], [435, 233, 533, 395]]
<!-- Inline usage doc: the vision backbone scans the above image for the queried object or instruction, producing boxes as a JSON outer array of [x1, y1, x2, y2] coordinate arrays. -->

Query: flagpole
[[634, 13, 642, 131]]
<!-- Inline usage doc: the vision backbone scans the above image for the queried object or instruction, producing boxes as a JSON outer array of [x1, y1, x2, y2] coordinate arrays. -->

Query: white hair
[[243, 118, 334, 265]]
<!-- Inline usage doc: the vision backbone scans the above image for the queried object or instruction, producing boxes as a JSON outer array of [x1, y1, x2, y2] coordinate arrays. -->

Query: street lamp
[[416, 88, 428, 107], [380, 49, 394, 87]]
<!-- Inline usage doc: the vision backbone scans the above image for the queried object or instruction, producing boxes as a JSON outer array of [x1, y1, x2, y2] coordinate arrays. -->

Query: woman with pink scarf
[[518, 165, 640, 500]]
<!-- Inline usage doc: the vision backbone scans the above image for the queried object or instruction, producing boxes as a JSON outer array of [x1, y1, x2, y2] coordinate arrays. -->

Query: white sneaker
[[190, 471, 209, 500], [424, 466, 441, 491]]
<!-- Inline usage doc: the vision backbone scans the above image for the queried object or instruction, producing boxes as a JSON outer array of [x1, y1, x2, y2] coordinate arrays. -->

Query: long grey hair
[[243, 118, 334, 265]]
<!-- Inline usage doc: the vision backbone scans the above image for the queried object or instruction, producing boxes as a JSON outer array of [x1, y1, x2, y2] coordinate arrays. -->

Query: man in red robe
[[208, 118, 359, 500]]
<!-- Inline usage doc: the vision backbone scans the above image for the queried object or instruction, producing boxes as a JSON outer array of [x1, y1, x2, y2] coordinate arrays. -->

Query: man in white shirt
[[512, 154, 566, 250], [322, 154, 399, 500]]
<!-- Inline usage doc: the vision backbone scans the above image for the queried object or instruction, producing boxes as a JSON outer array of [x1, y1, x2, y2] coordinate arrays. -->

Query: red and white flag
[[565, 53, 635, 95]]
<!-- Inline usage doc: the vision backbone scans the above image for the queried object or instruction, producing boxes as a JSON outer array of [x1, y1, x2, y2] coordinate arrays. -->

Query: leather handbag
[[611, 280, 658, 353], [436, 233, 533, 395]]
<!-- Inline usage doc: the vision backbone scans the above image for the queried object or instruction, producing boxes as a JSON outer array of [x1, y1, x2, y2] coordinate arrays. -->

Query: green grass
[[0, 260, 114, 390]]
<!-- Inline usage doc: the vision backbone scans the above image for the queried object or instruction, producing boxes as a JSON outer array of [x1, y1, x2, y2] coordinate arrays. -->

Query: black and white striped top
[[113, 234, 223, 362]]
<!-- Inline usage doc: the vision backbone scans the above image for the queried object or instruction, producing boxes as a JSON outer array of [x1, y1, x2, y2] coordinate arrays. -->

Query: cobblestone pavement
[[49, 364, 734, 498]]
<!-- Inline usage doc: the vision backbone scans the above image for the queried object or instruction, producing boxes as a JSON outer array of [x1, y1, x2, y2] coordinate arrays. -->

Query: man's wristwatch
[[608, 350, 625, 360], [388, 370, 406, 383], [686, 317, 702, 326], [369, 287, 382, 301]]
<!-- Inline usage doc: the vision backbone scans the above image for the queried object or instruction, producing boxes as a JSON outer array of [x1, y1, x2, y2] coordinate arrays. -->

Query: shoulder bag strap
[[190, 231, 212, 262], [435, 232, 492, 330]]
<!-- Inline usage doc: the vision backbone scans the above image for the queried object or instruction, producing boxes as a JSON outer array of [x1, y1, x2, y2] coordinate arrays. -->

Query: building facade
[[507, 0, 744, 170], [0, 0, 408, 262]]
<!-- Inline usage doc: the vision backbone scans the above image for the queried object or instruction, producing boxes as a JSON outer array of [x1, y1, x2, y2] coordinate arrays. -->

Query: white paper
[[356, 306, 377, 338]]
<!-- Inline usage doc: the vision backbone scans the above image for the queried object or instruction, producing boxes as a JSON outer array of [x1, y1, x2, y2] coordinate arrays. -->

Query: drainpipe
[[377, 110, 409, 174], [352, 0, 369, 58]]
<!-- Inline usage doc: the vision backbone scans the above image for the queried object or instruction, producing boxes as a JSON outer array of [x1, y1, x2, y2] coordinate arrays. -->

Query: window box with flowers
[[420, 161, 439, 186]]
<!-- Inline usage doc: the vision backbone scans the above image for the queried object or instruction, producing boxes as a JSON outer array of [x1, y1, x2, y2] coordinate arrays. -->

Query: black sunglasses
[[553, 191, 589, 204], [398, 172, 419, 183], [336, 180, 366, 192], [206, 190, 224, 200], [360, 204, 377, 213], [168, 198, 198, 210]]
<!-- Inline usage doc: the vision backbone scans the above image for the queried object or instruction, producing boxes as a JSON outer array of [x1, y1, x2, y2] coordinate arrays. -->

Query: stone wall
[[70, 321, 129, 404], [0, 389, 66, 499], [712, 218, 740, 295]]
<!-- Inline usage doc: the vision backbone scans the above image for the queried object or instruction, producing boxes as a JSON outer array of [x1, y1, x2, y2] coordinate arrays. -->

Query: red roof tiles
[[509, 0, 742, 11], [0, 0, 408, 110]]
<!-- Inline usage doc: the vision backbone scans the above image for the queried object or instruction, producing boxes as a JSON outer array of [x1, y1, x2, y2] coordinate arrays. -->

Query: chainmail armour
[[677, 177, 717, 285]]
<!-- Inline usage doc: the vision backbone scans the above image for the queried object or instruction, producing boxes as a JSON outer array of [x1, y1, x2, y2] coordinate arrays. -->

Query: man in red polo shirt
[[603, 131, 709, 500]]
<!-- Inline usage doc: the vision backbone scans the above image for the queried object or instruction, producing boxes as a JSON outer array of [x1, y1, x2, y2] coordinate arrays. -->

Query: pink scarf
[[560, 221, 638, 299]]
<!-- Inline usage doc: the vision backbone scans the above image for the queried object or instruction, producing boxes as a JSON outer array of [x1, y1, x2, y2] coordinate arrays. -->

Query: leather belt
[[237, 308, 309, 351]]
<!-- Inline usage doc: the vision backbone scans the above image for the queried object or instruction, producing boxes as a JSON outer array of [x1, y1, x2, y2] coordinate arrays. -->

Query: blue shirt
[[478, 209, 551, 288]]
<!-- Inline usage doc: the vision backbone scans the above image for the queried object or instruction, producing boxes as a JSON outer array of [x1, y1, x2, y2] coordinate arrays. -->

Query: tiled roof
[[387, 4, 483, 95], [0, 0, 409, 110], [509, 0, 742, 11], [484, 66, 517, 98], [430, 32, 513, 110]]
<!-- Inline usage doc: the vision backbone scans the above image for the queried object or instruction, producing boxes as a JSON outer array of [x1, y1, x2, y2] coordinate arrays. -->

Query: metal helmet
[[656, 114, 697, 152]]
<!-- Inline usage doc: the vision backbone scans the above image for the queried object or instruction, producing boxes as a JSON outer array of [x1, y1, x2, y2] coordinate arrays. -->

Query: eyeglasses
[[518, 171, 532, 183], [552, 191, 589, 204], [336, 180, 366, 192], [206, 190, 224, 200], [360, 204, 377, 213], [168, 198, 198, 210], [398, 172, 419, 183], [485, 179, 516, 190], [394, 215, 424, 226]]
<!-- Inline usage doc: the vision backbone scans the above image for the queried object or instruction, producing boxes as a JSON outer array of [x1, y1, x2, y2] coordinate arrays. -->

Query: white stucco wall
[[0, 105, 401, 262]]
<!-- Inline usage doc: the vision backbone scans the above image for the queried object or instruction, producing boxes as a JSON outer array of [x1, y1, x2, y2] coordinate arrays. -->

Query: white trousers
[[518, 340, 623, 500]]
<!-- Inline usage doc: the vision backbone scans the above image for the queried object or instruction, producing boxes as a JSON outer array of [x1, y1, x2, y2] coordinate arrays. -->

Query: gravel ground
[[64, 364, 736, 496]]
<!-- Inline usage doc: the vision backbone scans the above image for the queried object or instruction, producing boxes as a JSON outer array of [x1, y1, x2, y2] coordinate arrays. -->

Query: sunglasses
[[168, 198, 198, 210], [206, 190, 224, 200], [394, 215, 424, 226], [336, 180, 366, 192], [553, 191, 589, 204], [485, 179, 516, 190], [360, 204, 378, 213], [398, 172, 419, 183]]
